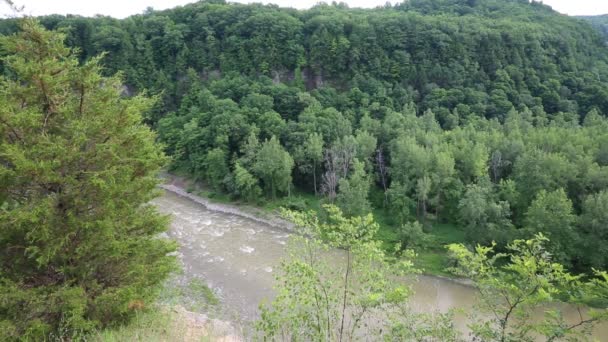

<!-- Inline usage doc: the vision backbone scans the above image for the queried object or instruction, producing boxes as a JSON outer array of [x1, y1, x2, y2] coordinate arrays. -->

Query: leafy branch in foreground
[[447, 234, 608, 342], [257, 208, 608, 341], [256, 205, 458, 341]]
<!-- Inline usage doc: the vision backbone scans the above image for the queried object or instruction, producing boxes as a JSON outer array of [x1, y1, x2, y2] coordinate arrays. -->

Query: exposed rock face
[[120, 84, 133, 97], [302, 66, 324, 90]]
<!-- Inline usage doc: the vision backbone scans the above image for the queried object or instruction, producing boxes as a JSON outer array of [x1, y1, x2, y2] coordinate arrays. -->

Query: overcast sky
[[0, 0, 607, 18]]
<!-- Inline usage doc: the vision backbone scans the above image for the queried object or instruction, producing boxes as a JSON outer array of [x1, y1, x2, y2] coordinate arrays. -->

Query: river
[[152, 189, 608, 340]]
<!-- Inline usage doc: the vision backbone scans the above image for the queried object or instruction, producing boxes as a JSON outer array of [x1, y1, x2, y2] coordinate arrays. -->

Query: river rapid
[[152, 189, 608, 340]]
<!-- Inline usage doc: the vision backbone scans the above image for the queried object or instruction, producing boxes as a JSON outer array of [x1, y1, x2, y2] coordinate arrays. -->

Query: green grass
[[372, 210, 466, 276], [259, 188, 323, 214], [427, 222, 467, 245], [157, 276, 221, 314], [188, 278, 220, 307], [91, 308, 205, 342], [365, 189, 466, 277], [415, 249, 453, 276], [414, 222, 466, 276], [92, 276, 222, 341], [197, 189, 232, 204]]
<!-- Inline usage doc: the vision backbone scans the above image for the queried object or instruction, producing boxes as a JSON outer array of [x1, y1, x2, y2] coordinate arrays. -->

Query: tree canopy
[[4, 0, 608, 338], [53, 0, 608, 274]]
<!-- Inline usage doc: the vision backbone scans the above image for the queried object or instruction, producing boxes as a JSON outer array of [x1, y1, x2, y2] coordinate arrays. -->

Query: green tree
[[254, 136, 294, 199], [396, 221, 430, 252], [390, 137, 432, 191], [257, 206, 455, 341], [354, 129, 377, 170], [512, 149, 576, 208], [258, 110, 286, 140], [239, 131, 260, 170], [307, 133, 325, 196], [387, 181, 416, 226], [0, 21, 176, 339], [458, 182, 515, 246], [205, 148, 229, 191], [448, 235, 608, 342], [524, 188, 577, 266], [461, 143, 489, 182], [578, 190, 608, 269], [336, 160, 371, 217], [233, 162, 262, 202], [416, 175, 432, 223], [431, 150, 456, 218], [296, 132, 324, 196]]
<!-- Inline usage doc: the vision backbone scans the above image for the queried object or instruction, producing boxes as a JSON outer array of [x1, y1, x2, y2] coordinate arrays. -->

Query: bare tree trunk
[[436, 192, 441, 221], [376, 148, 389, 206], [313, 160, 317, 196], [322, 149, 340, 202], [422, 199, 426, 225], [338, 249, 351, 342], [491, 150, 502, 183]]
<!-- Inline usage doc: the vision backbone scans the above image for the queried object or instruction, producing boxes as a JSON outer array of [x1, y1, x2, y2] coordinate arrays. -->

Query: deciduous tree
[[254, 136, 294, 199], [336, 160, 371, 217]]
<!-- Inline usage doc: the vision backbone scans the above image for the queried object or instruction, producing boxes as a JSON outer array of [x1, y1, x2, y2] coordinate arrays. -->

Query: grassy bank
[[91, 308, 198, 342], [92, 275, 232, 341], [168, 171, 467, 278]]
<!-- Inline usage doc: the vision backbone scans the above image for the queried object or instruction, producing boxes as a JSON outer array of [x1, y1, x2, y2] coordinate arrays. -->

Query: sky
[[0, 0, 607, 18]]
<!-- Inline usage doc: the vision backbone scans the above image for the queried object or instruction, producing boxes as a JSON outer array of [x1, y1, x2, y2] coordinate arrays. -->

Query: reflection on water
[[152, 190, 608, 339]]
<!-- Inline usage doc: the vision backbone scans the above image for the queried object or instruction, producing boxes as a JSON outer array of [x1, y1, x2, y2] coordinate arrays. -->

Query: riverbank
[[160, 172, 467, 280], [147, 182, 608, 340], [159, 183, 294, 233], [92, 305, 241, 342]]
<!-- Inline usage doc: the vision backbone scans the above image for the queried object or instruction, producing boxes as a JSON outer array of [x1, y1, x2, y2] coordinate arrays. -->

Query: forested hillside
[[4, 0, 608, 273], [581, 14, 608, 40], [1, 0, 607, 119]]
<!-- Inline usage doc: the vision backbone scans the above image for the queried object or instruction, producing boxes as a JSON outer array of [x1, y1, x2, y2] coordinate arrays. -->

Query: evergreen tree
[[0, 20, 176, 339]]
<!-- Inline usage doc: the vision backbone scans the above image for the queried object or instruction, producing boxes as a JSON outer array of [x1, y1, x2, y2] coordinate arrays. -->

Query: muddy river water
[[152, 189, 608, 340]]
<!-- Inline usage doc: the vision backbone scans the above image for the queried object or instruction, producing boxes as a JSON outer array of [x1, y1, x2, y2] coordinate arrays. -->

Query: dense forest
[[3, 0, 608, 273], [3, 0, 608, 339], [581, 14, 608, 40]]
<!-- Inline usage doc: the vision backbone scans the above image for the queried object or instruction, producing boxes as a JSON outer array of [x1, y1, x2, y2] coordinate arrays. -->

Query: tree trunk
[[338, 249, 351, 342], [436, 192, 441, 221], [423, 199, 427, 225], [313, 160, 317, 196], [376, 149, 388, 207]]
